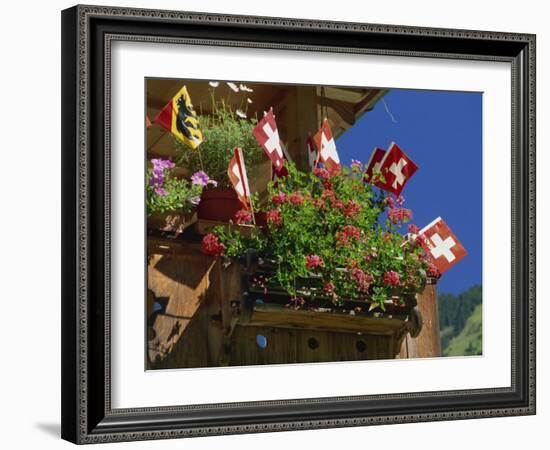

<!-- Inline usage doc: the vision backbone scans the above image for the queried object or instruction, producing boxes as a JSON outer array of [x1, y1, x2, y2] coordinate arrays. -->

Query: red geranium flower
[[313, 167, 330, 181], [383, 271, 401, 286], [289, 192, 304, 205], [343, 200, 361, 218], [305, 254, 324, 269], [351, 268, 374, 293], [271, 192, 287, 205], [323, 282, 335, 293], [201, 233, 226, 256], [312, 198, 325, 209], [427, 262, 441, 279], [408, 224, 420, 234], [343, 225, 361, 240], [233, 209, 252, 224], [388, 207, 413, 224], [266, 209, 282, 226]]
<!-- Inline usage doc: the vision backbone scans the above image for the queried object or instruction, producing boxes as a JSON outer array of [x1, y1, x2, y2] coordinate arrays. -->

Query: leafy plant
[[203, 161, 432, 309], [175, 98, 265, 187], [146, 159, 205, 215]]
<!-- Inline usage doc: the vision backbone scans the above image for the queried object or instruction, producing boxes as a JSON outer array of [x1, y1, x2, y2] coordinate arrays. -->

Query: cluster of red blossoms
[[408, 224, 420, 234], [305, 254, 324, 269], [289, 191, 304, 205], [266, 209, 282, 226], [386, 195, 405, 208], [388, 207, 413, 225], [313, 167, 331, 181], [271, 191, 287, 205], [336, 225, 361, 246], [201, 233, 226, 256], [383, 270, 401, 286], [343, 200, 361, 218], [233, 209, 252, 224], [426, 261, 441, 278], [351, 267, 374, 293]]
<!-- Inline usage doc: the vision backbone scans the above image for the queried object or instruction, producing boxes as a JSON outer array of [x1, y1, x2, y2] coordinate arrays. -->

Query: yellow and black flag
[[153, 86, 203, 149]]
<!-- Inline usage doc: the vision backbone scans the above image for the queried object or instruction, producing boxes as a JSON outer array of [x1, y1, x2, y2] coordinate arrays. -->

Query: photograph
[[145, 79, 481, 370], [55, 2, 536, 444]]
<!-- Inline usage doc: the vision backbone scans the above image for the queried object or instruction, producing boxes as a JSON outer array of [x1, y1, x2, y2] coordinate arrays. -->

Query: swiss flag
[[419, 217, 467, 273], [306, 134, 319, 169], [252, 108, 285, 171], [377, 142, 418, 196], [364, 147, 386, 182], [227, 148, 252, 209], [313, 118, 341, 171]]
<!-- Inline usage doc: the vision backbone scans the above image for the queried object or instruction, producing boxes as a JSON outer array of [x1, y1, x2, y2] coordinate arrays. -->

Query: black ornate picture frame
[[61, 4, 536, 444]]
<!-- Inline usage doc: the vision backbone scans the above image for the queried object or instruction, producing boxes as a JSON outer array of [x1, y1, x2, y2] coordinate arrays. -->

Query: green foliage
[[146, 169, 203, 216], [212, 162, 429, 308], [444, 303, 482, 356], [175, 100, 265, 187], [438, 284, 482, 355]]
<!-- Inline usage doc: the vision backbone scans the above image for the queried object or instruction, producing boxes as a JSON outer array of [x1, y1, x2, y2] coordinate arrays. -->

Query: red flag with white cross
[[377, 142, 418, 196], [306, 134, 319, 169], [252, 108, 285, 172], [227, 148, 252, 209], [419, 217, 467, 273], [364, 147, 386, 182], [313, 118, 341, 171]]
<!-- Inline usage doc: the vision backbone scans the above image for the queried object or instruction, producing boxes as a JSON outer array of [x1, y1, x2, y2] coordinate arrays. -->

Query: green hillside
[[444, 304, 482, 356], [438, 285, 482, 356]]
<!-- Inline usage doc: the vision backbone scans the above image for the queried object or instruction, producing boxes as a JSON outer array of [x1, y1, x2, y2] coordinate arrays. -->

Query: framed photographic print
[[61, 4, 536, 444]]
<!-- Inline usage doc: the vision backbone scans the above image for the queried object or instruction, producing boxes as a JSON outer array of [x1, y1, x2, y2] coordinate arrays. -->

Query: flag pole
[[196, 145, 205, 172]]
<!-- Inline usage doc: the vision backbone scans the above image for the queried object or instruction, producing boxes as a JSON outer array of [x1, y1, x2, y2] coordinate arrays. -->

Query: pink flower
[[343, 200, 361, 218], [351, 159, 363, 172], [396, 195, 405, 206], [233, 209, 252, 224], [351, 268, 373, 293], [336, 225, 361, 247], [323, 282, 335, 293], [322, 189, 335, 201], [289, 192, 304, 205], [191, 170, 216, 187], [343, 225, 361, 240], [408, 224, 420, 234], [383, 271, 401, 286], [201, 233, 225, 256], [271, 192, 287, 205], [266, 209, 282, 226], [305, 254, 324, 269], [388, 208, 413, 224], [154, 187, 168, 196], [312, 198, 325, 209], [415, 234, 427, 247], [313, 167, 330, 180], [427, 262, 441, 279], [385, 196, 396, 208]]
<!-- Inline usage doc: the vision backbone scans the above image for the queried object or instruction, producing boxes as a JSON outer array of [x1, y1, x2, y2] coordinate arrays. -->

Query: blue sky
[[336, 89, 482, 295]]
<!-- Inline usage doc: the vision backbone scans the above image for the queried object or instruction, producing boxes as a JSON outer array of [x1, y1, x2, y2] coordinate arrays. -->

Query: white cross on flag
[[364, 147, 386, 182], [252, 108, 285, 171], [227, 147, 252, 209], [376, 142, 418, 196], [313, 118, 341, 171], [419, 217, 467, 273]]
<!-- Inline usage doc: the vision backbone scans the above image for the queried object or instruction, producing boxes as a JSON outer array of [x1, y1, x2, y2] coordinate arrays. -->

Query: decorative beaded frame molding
[[61, 4, 536, 444]]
